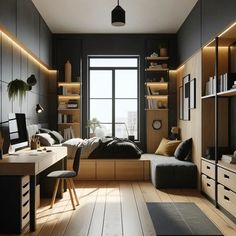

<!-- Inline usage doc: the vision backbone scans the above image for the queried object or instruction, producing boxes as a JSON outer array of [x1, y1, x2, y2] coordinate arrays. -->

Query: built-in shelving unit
[[57, 82, 81, 139], [201, 23, 236, 223], [144, 39, 170, 152]]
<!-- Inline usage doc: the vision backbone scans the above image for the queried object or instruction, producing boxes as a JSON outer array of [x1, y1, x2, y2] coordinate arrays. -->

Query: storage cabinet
[[0, 175, 30, 234], [201, 23, 236, 222]]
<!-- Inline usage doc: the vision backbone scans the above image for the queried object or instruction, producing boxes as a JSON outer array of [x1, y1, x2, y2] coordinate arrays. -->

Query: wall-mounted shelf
[[201, 94, 215, 99], [145, 57, 169, 61], [146, 95, 168, 100], [145, 68, 169, 72], [145, 82, 168, 90], [58, 95, 80, 100], [217, 89, 236, 97]]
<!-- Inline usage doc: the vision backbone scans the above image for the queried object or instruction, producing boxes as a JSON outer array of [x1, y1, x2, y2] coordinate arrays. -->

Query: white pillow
[[36, 133, 55, 146]]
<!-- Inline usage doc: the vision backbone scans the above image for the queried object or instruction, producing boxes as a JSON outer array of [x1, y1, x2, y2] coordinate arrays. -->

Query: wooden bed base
[[67, 157, 150, 181]]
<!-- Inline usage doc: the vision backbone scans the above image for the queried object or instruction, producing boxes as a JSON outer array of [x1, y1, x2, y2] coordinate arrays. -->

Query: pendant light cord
[[118, 0, 119, 6]]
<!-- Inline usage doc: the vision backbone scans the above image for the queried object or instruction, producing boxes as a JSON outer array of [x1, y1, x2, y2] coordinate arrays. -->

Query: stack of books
[[221, 154, 236, 164], [67, 99, 78, 109]]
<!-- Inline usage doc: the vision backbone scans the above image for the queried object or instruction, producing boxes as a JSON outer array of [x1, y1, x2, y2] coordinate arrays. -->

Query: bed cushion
[[155, 138, 181, 156], [174, 138, 192, 161], [49, 130, 64, 144], [35, 133, 55, 146]]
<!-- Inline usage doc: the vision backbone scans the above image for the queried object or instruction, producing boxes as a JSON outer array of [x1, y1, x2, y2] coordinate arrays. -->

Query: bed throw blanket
[[88, 137, 143, 159], [63, 137, 143, 159]]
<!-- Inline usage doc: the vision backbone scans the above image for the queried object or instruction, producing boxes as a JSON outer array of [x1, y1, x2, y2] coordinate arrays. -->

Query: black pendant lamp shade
[[112, 0, 125, 26]]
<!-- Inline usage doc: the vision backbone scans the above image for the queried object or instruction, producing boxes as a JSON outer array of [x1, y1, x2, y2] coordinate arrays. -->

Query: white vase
[[65, 60, 72, 82]]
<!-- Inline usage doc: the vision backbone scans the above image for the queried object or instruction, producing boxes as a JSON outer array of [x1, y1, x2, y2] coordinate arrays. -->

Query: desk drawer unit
[[218, 167, 236, 193], [218, 184, 236, 217], [201, 174, 215, 200], [0, 175, 30, 234], [202, 159, 215, 179]]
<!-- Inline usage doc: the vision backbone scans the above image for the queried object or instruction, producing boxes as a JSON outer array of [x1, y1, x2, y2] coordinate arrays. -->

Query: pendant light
[[111, 0, 126, 26]]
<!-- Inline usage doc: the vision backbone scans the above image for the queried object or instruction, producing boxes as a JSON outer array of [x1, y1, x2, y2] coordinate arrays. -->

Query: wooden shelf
[[58, 95, 80, 100], [145, 68, 169, 72], [146, 95, 168, 100], [58, 109, 80, 112], [217, 89, 236, 97], [145, 108, 168, 111], [145, 56, 169, 60], [201, 94, 215, 99], [58, 82, 81, 87], [145, 82, 168, 90]]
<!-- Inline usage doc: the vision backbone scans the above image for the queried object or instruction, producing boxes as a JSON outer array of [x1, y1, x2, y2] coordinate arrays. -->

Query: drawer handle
[[23, 190, 29, 197], [207, 183, 211, 187], [224, 174, 229, 179], [23, 200, 29, 207], [23, 182, 29, 188], [224, 195, 230, 201], [224, 186, 230, 191], [206, 166, 211, 169], [22, 212, 29, 220]]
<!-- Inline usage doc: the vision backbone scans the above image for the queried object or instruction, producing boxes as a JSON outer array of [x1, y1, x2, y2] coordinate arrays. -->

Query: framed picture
[[183, 74, 190, 121], [179, 86, 183, 120], [190, 78, 196, 109]]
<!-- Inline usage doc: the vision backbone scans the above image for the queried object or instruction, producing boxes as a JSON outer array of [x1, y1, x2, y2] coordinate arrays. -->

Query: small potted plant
[[7, 79, 29, 103], [86, 118, 101, 137]]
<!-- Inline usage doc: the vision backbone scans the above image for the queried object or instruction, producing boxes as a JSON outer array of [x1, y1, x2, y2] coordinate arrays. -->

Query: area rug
[[147, 202, 223, 235]]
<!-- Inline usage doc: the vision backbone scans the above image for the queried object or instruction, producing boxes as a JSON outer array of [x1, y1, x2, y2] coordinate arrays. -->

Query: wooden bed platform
[[67, 157, 150, 181]]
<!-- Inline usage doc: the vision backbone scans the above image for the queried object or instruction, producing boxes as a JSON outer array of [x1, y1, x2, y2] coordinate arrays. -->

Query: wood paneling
[[176, 51, 202, 188], [146, 110, 168, 153]]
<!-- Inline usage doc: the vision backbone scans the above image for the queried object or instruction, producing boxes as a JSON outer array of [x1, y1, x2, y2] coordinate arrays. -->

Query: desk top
[[0, 146, 67, 175]]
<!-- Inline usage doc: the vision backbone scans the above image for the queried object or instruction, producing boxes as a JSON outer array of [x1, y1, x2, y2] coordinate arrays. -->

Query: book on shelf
[[221, 154, 236, 164], [63, 127, 75, 140], [58, 113, 62, 123], [58, 102, 67, 109], [67, 99, 79, 109]]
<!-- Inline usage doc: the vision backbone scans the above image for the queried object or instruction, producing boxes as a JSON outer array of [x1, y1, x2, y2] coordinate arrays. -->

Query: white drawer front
[[202, 160, 215, 179], [218, 184, 236, 217], [218, 167, 236, 193], [201, 174, 215, 200]]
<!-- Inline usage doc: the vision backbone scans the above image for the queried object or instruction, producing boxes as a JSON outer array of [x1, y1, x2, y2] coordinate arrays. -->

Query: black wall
[[53, 34, 177, 150], [177, 0, 236, 65], [0, 0, 52, 153]]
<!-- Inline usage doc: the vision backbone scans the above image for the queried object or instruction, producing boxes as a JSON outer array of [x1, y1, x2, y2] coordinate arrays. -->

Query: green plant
[[86, 118, 101, 133], [7, 79, 29, 102]]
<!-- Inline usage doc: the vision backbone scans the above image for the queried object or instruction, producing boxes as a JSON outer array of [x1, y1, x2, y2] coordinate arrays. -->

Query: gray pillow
[[36, 133, 55, 146], [49, 130, 64, 144], [39, 128, 51, 133]]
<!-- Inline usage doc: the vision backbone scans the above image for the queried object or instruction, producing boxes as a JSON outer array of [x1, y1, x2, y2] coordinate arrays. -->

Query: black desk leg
[[30, 175, 36, 232]]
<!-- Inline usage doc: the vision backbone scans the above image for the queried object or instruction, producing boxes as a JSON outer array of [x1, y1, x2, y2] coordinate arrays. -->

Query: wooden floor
[[24, 181, 236, 236]]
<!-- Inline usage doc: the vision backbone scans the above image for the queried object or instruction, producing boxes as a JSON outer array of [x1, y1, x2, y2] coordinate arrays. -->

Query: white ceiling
[[32, 0, 198, 34]]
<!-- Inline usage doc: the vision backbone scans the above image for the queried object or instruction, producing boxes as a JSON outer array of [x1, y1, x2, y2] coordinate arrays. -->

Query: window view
[[89, 57, 139, 140]]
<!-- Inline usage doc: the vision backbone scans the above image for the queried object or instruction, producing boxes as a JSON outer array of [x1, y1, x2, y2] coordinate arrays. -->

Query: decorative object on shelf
[[160, 77, 165, 82], [65, 60, 72, 82], [111, 0, 125, 26], [152, 120, 162, 130], [169, 126, 180, 140], [183, 74, 190, 121], [179, 86, 183, 120], [162, 63, 168, 69], [159, 47, 168, 57], [7, 79, 29, 102], [190, 78, 196, 109], [221, 154, 236, 164], [87, 118, 101, 137], [150, 52, 158, 57], [27, 74, 37, 90], [36, 104, 44, 113]]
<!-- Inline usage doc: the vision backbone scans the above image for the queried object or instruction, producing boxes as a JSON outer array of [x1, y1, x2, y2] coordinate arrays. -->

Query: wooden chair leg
[[66, 179, 76, 210], [51, 178, 60, 209], [69, 178, 79, 206]]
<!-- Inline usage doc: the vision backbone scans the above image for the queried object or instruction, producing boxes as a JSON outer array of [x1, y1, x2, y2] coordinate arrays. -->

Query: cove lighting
[[218, 22, 236, 37], [0, 30, 57, 73]]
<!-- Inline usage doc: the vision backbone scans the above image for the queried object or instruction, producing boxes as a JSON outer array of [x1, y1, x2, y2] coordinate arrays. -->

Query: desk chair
[[47, 147, 81, 210]]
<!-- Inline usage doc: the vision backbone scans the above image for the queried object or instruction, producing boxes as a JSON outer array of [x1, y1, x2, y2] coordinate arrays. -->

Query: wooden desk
[[0, 146, 67, 233]]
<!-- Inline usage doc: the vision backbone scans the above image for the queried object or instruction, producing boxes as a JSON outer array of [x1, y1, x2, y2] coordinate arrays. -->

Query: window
[[88, 57, 139, 140]]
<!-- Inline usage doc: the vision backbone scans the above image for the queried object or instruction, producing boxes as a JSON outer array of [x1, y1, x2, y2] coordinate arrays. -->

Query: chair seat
[[47, 170, 77, 178]]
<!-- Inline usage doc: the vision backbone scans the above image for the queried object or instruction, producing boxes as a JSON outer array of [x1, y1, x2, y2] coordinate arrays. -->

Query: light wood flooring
[[24, 181, 236, 236]]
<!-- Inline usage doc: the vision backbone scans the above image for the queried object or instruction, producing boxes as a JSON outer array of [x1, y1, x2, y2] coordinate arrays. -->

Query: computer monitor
[[8, 113, 28, 150]]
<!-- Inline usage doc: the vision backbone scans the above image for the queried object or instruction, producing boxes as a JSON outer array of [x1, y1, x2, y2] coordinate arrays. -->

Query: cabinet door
[[201, 174, 215, 200], [97, 160, 115, 180], [116, 161, 143, 180]]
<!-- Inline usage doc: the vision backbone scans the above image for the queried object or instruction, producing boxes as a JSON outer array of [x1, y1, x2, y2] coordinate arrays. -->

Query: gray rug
[[147, 202, 223, 236]]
